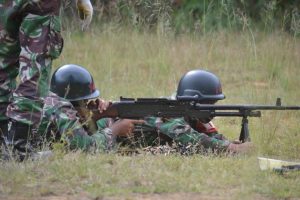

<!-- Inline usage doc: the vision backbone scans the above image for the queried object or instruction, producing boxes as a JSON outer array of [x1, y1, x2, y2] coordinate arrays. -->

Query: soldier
[[4, 64, 142, 160], [0, 1, 93, 148], [97, 69, 253, 154]]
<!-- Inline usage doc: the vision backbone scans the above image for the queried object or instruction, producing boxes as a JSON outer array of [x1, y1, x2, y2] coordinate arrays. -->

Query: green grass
[[1, 27, 300, 199], [1, 154, 300, 199]]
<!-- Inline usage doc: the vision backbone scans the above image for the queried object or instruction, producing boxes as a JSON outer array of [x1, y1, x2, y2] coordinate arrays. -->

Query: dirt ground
[[1, 192, 274, 200]]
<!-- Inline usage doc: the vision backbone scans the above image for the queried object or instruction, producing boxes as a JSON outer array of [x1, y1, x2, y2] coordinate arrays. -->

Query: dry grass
[[1, 27, 300, 199]]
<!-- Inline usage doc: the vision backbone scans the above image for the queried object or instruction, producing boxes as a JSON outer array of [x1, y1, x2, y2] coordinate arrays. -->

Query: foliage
[[1, 25, 300, 200], [171, 0, 300, 35], [64, 0, 300, 36]]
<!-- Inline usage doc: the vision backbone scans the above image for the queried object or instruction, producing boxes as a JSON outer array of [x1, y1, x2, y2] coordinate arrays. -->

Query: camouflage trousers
[[0, 0, 63, 126]]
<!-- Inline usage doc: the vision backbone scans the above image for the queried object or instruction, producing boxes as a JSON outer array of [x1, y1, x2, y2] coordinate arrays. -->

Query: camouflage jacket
[[96, 117, 231, 152], [37, 92, 115, 152]]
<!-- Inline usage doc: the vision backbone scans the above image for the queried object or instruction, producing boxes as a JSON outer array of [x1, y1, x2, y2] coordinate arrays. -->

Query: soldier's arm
[[146, 117, 231, 152], [51, 105, 113, 151]]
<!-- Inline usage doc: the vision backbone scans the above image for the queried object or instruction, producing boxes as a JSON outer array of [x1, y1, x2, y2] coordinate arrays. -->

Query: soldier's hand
[[88, 98, 111, 113], [227, 142, 254, 154], [110, 119, 145, 137], [89, 98, 112, 121], [76, 0, 93, 31]]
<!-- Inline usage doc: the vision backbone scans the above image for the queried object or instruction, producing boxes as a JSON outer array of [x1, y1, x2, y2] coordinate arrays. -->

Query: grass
[[1, 154, 300, 199], [1, 27, 300, 199]]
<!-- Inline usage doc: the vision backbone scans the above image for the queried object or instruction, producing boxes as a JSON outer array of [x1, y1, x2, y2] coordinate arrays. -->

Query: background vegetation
[[1, 0, 300, 200], [64, 0, 300, 36]]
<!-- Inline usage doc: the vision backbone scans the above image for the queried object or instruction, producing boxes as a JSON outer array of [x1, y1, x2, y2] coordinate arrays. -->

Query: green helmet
[[50, 64, 100, 101], [176, 69, 225, 102]]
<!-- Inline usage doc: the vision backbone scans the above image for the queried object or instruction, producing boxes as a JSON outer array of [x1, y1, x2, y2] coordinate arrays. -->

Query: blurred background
[[62, 0, 300, 36]]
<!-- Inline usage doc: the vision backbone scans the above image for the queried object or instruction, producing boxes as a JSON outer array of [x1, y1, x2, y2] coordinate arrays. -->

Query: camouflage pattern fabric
[[96, 117, 231, 154], [0, 0, 63, 126], [37, 92, 114, 152]]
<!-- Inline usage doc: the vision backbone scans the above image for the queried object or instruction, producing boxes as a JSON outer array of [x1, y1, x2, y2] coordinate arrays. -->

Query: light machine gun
[[90, 97, 300, 143]]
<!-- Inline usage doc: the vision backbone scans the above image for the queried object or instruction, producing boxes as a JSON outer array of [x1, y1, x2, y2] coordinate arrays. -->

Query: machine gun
[[90, 97, 300, 143]]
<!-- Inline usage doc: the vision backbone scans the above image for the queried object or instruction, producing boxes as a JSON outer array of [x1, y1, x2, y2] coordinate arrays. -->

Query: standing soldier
[[0, 1, 93, 148]]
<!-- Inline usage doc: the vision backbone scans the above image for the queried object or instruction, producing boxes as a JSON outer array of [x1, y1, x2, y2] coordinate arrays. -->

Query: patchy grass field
[[1, 27, 300, 200]]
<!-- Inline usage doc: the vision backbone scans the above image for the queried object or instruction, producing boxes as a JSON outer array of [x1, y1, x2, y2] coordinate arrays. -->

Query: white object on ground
[[257, 157, 300, 171]]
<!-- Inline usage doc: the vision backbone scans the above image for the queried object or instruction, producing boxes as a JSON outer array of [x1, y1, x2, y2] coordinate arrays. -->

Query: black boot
[[0, 120, 8, 160], [5, 120, 34, 161], [0, 120, 8, 143]]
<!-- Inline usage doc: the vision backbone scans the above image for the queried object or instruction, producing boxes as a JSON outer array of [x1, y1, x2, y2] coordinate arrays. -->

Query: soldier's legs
[[0, 0, 21, 153], [4, 1, 63, 160]]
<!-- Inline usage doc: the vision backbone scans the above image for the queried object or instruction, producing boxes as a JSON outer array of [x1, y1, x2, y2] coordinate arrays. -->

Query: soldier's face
[[194, 100, 218, 123], [73, 100, 91, 121]]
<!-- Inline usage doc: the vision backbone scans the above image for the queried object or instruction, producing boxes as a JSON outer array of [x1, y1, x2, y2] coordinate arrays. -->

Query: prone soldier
[[96, 69, 254, 154], [3, 64, 142, 160]]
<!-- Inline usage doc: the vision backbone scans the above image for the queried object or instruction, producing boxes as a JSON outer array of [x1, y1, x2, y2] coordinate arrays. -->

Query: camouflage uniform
[[37, 91, 230, 152], [0, 0, 63, 126], [96, 117, 231, 154], [37, 92, 115, 152]]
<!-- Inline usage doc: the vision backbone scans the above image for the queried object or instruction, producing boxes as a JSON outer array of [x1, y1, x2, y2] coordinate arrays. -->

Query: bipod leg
[[239, 117, 250, 143]]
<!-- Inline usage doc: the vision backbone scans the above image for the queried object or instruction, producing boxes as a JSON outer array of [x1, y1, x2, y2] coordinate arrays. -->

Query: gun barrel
[[196, 104, 300, 111], [213, 111, 261, 117]]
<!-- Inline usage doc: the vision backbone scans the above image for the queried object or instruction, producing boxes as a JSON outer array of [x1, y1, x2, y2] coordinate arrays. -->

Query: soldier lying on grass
[[2, 64, 143, 160], [96, 69, 253, 155]]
